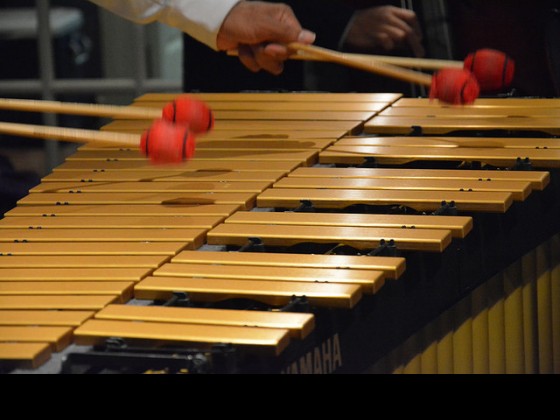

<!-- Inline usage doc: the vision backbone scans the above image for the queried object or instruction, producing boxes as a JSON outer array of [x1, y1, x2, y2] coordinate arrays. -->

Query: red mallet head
[[464, 48, 515, 92], [161, 95, 214, 134], [430, 68, 480, 105], [140, 119, 196, 164]]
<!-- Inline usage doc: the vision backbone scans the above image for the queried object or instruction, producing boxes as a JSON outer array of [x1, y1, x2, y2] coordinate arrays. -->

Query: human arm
[[342, 5, 425, 57], [88, 0, 315, 74]]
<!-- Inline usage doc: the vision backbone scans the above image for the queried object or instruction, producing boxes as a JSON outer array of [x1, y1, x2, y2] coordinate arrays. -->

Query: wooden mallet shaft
[[0, 120, 139, 147], [0, 97, 160, 120], [0, 119, 197, 164], [290, 48, 463, 71], [288, 42, 434, 86]]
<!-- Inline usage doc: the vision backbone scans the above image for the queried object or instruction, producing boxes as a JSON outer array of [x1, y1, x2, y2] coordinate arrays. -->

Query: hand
[[217, 1, 316, 74], [343, 5, 425, 57]]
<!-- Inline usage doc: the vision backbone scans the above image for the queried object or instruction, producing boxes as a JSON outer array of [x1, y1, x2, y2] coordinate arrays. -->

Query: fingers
[[238, 44, 285, 75], [386, 7, 425, 57], [217, 1, 316, 74]]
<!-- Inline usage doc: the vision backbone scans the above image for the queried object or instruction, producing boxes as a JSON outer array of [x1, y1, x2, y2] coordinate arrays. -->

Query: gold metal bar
[[0, 295, 117, 310], [256, 188, 513, 213], [289, 167, 549, 190], [41, 169, 288, 183], [0, 215, 225, 230], [0, 267, 150, 281], [225, 210, 472, 238], [320, 145, 560, 169], [153, 262, 385, 295], [0, 310, 94, 327], [134, 92, 402, 103], [96, 304, 315, 340], [0, 242, 186, 256], [364, 116, 560, 136], [5, 204, 239, 218], [0, 228, 207, 249], [0, 255, 165, 268], [17, 192, 257, 211], [53, 160, 301, 172], [274, 177, 531, 201], [0, 326, 74, 352], [134, 276, 362, 309], [207, 223, 452, 253], [171, 250, 406, 280], [0, 281, 134, 303], [0, 342, 52, 369], [74, 319, 291, 356]]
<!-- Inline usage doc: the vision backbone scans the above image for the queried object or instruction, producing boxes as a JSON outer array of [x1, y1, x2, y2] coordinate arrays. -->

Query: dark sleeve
[[286, 0, 355, 49]]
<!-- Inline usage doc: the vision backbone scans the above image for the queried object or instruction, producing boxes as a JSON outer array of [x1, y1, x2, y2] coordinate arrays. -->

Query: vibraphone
[[1, 93, 559, 374]]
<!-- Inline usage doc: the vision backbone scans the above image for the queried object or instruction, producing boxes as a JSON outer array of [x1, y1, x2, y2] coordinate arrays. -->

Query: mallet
[[0, 119, 196, 164], [288, 42, 480, 105], [0, 95, 214, 134], [291, 46, 514, 92]]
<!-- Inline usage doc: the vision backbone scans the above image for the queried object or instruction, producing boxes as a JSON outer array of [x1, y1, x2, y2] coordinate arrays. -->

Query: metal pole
[[36, 0, 60, 174]]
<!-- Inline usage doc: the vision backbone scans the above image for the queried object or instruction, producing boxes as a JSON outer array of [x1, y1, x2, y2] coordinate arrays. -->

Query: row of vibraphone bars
[[1, 93, 559, 373]]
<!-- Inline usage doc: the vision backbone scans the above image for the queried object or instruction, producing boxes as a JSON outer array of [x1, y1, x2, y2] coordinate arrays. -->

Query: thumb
[[246, 3, 315, 44]]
